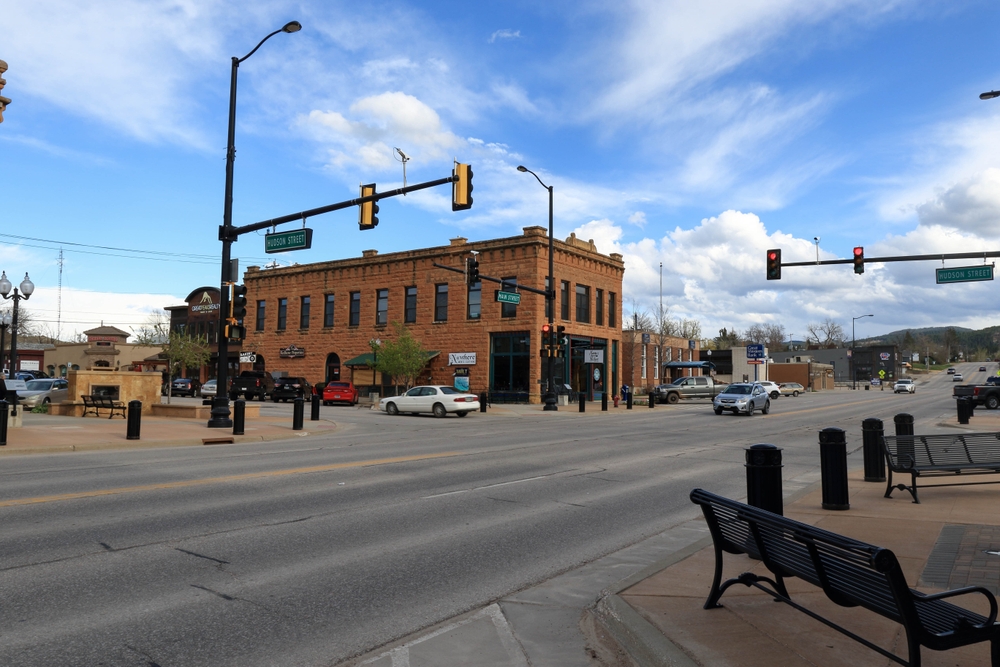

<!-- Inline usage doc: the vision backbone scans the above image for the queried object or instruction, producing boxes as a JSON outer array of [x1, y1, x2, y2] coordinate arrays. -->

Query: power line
[[0, 233, 273, 264]]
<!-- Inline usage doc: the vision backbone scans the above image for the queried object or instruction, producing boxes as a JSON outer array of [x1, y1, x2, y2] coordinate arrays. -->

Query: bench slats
[[882, 433, 1000, 503]]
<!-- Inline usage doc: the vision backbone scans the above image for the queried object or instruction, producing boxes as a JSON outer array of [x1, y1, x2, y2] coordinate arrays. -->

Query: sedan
[[171, 377, 201, 397], [322, 381, 358, 406], [953, 373, 964, 382], [980, 366, 988, 372], [380, 385, 480, 417], [779, 382, 805, 397], [713, 383, 770, 416], [17, 378, 69, 408], [200, 379, 218, 398]]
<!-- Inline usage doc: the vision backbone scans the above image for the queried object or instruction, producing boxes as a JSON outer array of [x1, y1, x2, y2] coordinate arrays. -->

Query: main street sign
[[265, 228, 313, 254], [495, 290, 521, 305], [935, 265, 994, 284]]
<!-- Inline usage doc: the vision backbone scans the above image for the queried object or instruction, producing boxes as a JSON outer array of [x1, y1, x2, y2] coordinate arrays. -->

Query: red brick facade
[[240, 227, 624, 403]]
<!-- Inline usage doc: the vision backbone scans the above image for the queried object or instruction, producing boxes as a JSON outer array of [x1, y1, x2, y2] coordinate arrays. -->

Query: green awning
[[343, 350, 440, 367]]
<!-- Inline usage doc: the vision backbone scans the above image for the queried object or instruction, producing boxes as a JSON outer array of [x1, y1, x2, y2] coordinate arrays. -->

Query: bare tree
[[622, 299, 653, 389], [807, 318, 845, 347]]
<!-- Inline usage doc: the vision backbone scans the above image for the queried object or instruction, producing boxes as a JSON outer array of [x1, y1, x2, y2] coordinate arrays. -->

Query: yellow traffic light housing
[[359, 183, 379, 230], [452, 162, 473, 211]]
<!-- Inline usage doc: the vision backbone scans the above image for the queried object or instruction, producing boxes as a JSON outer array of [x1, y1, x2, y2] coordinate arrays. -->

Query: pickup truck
[[229, 370, 275, 401], [953, 382, 1000, 410], [653, 376, 727, 404]]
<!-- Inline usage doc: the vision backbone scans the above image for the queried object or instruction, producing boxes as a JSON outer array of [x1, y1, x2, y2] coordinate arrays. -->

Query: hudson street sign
[[935, 265, 994, 284], [265, 229, 313, 254]]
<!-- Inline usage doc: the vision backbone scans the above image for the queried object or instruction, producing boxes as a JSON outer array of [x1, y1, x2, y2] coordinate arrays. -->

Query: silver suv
[[893, 378, 915, 394], [713, 383, 770, 416]]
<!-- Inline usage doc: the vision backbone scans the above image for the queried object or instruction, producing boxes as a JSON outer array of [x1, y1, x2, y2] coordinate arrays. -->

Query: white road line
[[421, 469, 577, 499]]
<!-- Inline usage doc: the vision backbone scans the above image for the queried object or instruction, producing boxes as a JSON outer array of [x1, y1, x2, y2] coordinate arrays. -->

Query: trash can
[[861, 417, 885, 482], [957, 397, 973, 425], [819, 427, 849, 510], [893, 413, 914, 437], [745, 444, 783, 515]]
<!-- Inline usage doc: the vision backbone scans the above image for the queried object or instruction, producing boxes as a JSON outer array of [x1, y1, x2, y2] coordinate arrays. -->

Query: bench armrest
[[916, 586, 998, 627]]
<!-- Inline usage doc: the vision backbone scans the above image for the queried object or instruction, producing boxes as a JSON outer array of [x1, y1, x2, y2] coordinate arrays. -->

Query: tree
[[375, 322, 431, 393], [807, 318, 845, 347], [133, 313, 209, 403], [715, 327, 742, 349]]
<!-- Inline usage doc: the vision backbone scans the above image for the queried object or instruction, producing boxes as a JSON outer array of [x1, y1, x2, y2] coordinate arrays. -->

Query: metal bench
[[882, 432, 1000, 503], [81, 394, 126, 419], [690, 488, 1000, 666]]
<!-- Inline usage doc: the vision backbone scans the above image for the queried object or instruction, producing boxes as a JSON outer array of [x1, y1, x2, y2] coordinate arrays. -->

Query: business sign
[[265, 228, 313, 254], [746, 344, 765, 359], [4, 379, 27, 391], [642, 333, 651, 344], [495, 290, 521, 305], [448, 352, 477, 366], [453, 367, 470, 377], [880, 352, 890, 361], [584, 349, 604, 364], [279, 345, 306, 358], [240, 352, 257, 363], [688, 339, 696, 349], [190, 290, 221, 313], [935, 265, 993, 284]]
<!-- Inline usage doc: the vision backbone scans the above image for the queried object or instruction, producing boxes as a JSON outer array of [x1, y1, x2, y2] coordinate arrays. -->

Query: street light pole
[[210, 21, 301, 429], [0, 311, 10, 374], [517, 165, 558, 411], [0, 271, 35, 416], [852, 314, 873, 390]]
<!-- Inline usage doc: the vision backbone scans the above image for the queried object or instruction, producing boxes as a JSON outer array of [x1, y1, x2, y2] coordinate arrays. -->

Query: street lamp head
[[980, 90, 1000, 100], [516, 165, 528, 172], [282, 21, 302, 33], [19, 273, 34, 297], [0, 271, 9, 297]]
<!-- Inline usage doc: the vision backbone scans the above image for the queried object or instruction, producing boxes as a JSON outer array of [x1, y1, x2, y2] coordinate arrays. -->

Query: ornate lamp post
[[0, 271, 35, 415], [0, 310, 10, 374], [516, 165, 558, 411], [210, 20, 302, 429]]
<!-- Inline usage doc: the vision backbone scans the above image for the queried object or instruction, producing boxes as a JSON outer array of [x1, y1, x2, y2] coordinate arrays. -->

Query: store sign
[[240, 352, 257, 363], [448, 352, 477, 366], [279, 345, 306, 358], [191, 291, 220, 313], [20, 360, 40, 371], [453, 367, 470, 377], [584, 349, 604, 364], [880, 352, 890, 361]]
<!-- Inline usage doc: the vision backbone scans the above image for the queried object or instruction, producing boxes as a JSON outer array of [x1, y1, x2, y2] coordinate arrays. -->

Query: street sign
[[747, 344, 764, 359], [935, 265, 994, 284], [265, 228, 313, 253], [747, 360, 765, 365], [495, 290, 521, 305]]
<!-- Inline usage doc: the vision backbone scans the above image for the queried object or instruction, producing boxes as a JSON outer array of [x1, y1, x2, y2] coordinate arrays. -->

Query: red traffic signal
[[766, 249, 781, 280], [853, 246, 864, 274]]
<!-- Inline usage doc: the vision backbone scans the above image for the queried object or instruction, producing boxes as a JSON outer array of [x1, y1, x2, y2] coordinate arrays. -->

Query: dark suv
[[171, 377, 201, 397], [272, 377, 312, 402]]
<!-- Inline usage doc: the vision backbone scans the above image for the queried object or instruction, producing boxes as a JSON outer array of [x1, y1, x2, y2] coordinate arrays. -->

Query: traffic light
[[853, 246, 864, 274], [556, 325, 567, 356], [466, 256, 480, 285], [230, 284, 248, 321], [225, 324, 246, 341], [359, 183, 379, 230], [766, 249, 781, 280], [452, 162, 473, 211]]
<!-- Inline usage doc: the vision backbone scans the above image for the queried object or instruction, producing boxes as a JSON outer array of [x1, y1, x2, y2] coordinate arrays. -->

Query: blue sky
[[2, 0, 1000, 343]]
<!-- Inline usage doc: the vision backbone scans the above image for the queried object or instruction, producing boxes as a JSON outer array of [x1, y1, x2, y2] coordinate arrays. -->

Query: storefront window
[[490, 331, 530, 397], [277, 298, 287, 330], [467, 281, 481, 319]]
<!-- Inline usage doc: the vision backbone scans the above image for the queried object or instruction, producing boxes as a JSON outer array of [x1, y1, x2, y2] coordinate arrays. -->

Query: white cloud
[[915, 168, 1000, 239], [489, 29, 521, 43], [628, 212, 647, 227]]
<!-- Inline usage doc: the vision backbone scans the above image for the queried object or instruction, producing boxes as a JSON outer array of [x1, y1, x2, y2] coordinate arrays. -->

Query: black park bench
[[81, 394, 126, 419], [883, 432, 1000, 503], [690, 488, 1000, 666]]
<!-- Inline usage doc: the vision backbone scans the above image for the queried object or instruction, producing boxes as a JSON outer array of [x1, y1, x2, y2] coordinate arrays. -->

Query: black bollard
[[602, 392, 608, 411], [233, 399, 245, 436], [648, 391, 655, 408], [126, 400, 142, 440], [480, 391, 487, 413], [311, 393, 321, 421], [819, 427, 850, 510], [861, 417, 886, 482], [293, 397, 304, 431], [626, 391, 633, 410], [746, 444, 783, 515], [0, 399, 7, 446], [894, 413, 914, 469], [579, 392, 586, 413]]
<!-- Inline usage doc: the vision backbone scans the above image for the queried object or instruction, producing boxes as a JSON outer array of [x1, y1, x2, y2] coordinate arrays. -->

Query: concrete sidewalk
[[598, 417, 1000, 666]]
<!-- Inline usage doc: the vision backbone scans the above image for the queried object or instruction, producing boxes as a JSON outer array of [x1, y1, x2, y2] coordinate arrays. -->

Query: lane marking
[[0, 452, 461, 508], [766, 397, 900, 418], [422, 469, 577, 499]]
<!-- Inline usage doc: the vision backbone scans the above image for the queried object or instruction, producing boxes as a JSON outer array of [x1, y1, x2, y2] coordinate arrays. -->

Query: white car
[[380, 385, 480, 418], [757, 381, 782, 399], [893, 378, 915, 394]]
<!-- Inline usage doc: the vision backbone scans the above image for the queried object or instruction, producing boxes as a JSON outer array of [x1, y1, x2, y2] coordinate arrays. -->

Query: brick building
[[240, 227, 624, 403]]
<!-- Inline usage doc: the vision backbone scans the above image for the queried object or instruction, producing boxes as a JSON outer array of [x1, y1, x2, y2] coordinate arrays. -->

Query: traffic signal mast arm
[[777, 249, 1000, 268], [432, 262, 552, 297], [221, 174, 457, 242]]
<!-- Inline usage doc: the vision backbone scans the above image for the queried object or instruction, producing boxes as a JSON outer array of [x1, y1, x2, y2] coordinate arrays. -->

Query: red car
[[322, 381, 358, 406]]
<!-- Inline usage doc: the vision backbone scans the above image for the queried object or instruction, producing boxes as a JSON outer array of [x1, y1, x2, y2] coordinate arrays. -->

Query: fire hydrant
[[613, 395, 620, 408]]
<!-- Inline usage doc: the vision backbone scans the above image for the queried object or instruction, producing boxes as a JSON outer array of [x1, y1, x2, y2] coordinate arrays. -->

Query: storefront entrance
[[489, 331, 530, 402], [569, 336, 608, 401], [325, 353, 341, 382]]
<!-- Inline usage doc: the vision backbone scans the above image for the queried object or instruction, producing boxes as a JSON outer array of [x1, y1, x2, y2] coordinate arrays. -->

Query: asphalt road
[[0, 371, 970, 667]]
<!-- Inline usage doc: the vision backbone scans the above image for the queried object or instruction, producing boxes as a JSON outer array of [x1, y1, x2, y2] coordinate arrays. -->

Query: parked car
[[652, 376, 727, 404], [953, 373, 964, 382], [380, 385, 480, 417], [757, 381, 782, 399], [200, 379, 218, 398], [893, 378, 915, 394], [322, 381, 358, 406], [712, 383, 770, 416], [229, 370, 275, 401], [171, 377, 201, 397], [272, 376, 312, 402], [17, 377, 69, 408], [779, 382, 805, 397]]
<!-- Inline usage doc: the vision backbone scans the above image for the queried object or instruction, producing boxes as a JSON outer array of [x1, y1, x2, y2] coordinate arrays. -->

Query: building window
[[435, 284, 449, 322], [501, 277, 517, 318], [609, 292, 616, 328], [467, 281, 481, 320], [376, 289, 388, 325], [545, 277, 552, 320], [324, 294, 335, 327], [405, 286, 417, 323], [255, 300, 266, 331], [277, 298, 287, 330], [641, 345, 647, 379], [560, 281, 570, 320], [596, 289, 604, 326], [349, 291, 360, 327], [575, 284, 590, 323], [300, 296, 310, 329]]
